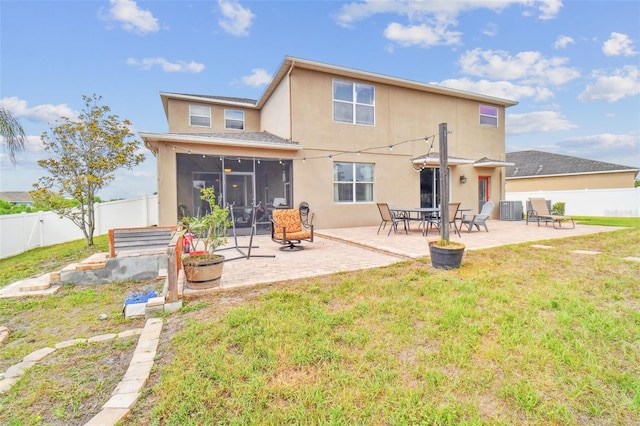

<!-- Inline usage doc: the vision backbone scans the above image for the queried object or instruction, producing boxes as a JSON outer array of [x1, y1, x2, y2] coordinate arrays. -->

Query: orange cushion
[[273, 209, 302, 233]]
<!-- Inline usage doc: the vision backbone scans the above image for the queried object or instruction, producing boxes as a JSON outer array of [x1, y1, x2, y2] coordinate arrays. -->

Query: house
[[0, 191, 34, 206], [505, 150, 639, 192], [141, 56, 518, 230]]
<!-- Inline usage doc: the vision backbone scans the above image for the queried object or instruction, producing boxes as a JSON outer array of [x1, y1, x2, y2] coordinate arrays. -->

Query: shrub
[[552, 201, 565, 215]]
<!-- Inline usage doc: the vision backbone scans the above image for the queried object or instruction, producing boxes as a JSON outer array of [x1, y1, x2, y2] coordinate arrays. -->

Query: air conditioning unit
[[499, 201, 523, 221]]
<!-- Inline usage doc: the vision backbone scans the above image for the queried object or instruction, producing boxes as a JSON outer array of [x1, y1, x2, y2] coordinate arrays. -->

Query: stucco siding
[[167, 99, 260, 133], [261, 74, 291, 139]]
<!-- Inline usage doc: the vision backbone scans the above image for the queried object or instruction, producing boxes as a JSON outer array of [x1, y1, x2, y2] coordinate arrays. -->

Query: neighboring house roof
[[506, 150, 639, 178], [141, 131, 301, 155], [0, 191, 33, 204], [160, 55, 519, 116]]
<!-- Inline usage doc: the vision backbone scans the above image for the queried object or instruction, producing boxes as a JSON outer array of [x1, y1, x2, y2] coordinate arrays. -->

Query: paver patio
[[191, 219, 623, 295]]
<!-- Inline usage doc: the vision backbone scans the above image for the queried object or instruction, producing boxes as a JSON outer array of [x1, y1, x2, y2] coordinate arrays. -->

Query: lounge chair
[[526, 197, 575, 229], [271, 208, 314, 250], [461, 201, 494, 233], [376, 203, 408, 236]]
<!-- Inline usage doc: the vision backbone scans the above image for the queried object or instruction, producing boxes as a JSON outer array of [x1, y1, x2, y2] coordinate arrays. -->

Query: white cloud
[[438, 78, 554, 102], [334, 1, 562, 48], [127, 57, 205, 73], [506, 110, 576, 135], [578, 65, 640, 102], [459, 48, 580, 86], [602, 32, 638, 57], [0, 97, 76, 124], [554, 35, 574, 49], [536, 0, 563, 20], [559, 133, 640, 166], [482, 23, 498, 37], [218, 0, 254, 36], [562, 133, 638, 151], [241, 69, 272, 87], [384, 22, 461, 47], [106, 0, 159, 35], [335, 0, 561, 27]]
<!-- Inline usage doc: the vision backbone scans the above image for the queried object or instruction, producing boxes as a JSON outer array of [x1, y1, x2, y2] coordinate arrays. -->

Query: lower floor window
[[333, 162, 374, 202]]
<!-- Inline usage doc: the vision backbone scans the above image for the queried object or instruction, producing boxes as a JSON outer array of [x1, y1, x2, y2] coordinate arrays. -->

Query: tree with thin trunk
[[31, 94, 145, 246], [0, 106, 27, 165]]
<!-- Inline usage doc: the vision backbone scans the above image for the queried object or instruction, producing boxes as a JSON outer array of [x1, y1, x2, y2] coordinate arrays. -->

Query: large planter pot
[[182, 254, 225, 289], [428, 241, 465, 270]]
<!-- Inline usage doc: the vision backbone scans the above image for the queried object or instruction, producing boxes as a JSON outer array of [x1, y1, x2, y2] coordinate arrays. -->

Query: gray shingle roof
[[172, 131, 298, 146], [506, 150, 638, 178]]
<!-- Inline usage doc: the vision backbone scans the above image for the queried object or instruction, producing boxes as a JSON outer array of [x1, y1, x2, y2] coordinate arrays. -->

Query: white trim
[[473, 161, 514, 167], [506, 169, 638, 179], [413, 156, 475, 166]]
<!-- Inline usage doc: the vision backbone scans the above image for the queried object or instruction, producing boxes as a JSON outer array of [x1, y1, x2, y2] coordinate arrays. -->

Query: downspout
[[287, 61, 295, 140]]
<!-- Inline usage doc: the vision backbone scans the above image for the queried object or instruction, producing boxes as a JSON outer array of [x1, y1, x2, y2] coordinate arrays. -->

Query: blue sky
[[1, 0, 639, 200]]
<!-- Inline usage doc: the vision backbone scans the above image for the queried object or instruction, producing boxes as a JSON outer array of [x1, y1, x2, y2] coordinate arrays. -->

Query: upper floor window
[[189, 105, 211, 127], [333, 80, 375, 126], [225, 109, 245, 130], [333, 162, 374, 203], [479, 105, 498, 127]]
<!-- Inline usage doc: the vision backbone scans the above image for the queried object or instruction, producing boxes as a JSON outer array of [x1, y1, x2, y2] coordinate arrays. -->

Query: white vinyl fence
[[0, 195, 158, 259], [505, 187, 639, 217]]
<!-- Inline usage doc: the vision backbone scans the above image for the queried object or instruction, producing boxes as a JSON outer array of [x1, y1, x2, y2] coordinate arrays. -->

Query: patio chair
[[461, 201, 494, 233], [271, 208, 314, 251], [428, 202, 461, 237], [526, 197, 575, 229], [376, 203, 408, 236]]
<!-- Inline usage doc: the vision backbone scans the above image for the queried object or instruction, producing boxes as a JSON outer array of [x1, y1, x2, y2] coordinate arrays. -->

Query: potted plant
[[427, 123, 465, 270], [428, 238, 465, 270], [180, 187, 232, 289]]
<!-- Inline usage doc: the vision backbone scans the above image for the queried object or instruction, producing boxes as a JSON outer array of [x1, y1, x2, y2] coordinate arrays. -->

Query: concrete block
[[146, 296, 165, 307], [122, 361, 153, 381], [103, 392, 139, 409], [117, 328, 143, 339], [55, 338, 87, 349], [23, 347, 56, 362], [145, 304, 164, 318], [130, 350, 155, 364], [124, 303, 146, 318], [88, 333, 118, 343], [164, 300, 183, 314], [83, 408, 130, 426], [0, 377, 20, 393], [4, 361, 36, 379], [112, 378, 146, 395]]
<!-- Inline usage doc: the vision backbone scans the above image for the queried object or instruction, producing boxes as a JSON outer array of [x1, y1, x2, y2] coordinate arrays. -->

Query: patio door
[[478, 176, 490, 211], [420, 167, 453, 208], [225, 172, 254, 227]]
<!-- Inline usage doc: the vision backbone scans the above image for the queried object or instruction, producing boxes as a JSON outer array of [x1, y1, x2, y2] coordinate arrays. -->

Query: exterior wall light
[[459, 175, 467, 184]]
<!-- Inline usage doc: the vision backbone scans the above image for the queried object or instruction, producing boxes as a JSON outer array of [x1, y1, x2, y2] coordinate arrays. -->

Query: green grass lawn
[[1, 220, 639, 425]]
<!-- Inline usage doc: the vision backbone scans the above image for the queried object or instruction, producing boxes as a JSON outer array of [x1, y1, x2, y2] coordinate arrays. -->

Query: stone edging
[[0, 318, 163, 426]]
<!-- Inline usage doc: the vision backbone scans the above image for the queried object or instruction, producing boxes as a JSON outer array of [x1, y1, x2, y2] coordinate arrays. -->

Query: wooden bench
[[108, 226, 177, 258]]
